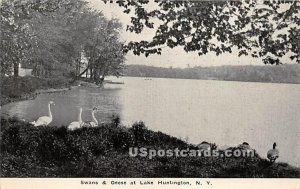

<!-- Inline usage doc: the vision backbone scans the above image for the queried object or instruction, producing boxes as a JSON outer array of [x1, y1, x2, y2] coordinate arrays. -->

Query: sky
[[86, 0, 290, 68]]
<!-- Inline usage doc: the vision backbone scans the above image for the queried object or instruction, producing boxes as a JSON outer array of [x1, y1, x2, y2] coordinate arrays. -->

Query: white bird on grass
[[68, 107, 83, 130], [30, 101, 55, 126], [267, 142, 279, 163]]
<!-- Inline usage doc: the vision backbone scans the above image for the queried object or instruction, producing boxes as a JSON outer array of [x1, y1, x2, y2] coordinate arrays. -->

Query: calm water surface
[[2, 77, 300, 167]]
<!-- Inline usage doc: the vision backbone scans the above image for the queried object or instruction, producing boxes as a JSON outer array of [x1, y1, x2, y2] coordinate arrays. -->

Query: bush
[[130, 121, 148, 146], [110, 114, 121, 127], [110, 126, 135, 150], [46, 77, 69, 88]]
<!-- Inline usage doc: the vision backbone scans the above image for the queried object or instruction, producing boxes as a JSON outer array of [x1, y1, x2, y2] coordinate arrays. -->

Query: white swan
[[30, 101, 55, 126], [68, 107, 83, 130], [85, 107, 98, 127]]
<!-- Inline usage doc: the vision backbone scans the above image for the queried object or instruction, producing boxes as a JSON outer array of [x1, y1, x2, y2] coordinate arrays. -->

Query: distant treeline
[[124, 64, 300, 84]]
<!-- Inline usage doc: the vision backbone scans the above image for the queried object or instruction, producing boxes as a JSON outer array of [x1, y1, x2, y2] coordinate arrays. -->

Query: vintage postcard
[[0, 0, 299, 188]]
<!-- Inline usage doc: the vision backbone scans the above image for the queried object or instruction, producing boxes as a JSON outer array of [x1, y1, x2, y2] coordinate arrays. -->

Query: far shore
[[123, 75, 300, 85], [124, 64, 300, 84]]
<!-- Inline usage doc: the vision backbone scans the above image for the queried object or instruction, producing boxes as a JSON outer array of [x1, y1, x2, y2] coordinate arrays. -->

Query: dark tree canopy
[[0, 0, 79, 75], [1, 0, 125, 81], [103, 0, 300, 64]]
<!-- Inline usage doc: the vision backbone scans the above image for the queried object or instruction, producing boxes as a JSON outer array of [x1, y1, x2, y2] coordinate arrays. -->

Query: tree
[[102, 0, 299, 65], [26, 0, 91, 77], [0, 0, 74, 76], [78, 18, 126, 85], [1, 0, 126, 80]]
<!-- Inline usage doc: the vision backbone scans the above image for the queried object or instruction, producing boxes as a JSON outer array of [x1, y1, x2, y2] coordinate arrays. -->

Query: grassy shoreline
[[1, 118, 299, 178], [1, 76, 73, 106]]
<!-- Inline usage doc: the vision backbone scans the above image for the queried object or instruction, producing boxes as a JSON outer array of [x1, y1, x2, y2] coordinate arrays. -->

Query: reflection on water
[[2, 77, 300, 167]]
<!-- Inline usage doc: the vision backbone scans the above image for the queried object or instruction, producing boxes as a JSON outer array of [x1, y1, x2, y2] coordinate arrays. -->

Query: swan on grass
[[30, 101, 55, 126], [84, 107, 99, 127], [68, 107, 83, 130]]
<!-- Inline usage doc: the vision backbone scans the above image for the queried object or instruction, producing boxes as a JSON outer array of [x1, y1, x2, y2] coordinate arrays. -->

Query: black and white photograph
[[1, 0, 300, 182]]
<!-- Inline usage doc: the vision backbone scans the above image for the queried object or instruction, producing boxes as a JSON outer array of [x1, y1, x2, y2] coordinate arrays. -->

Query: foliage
[[1, 117, 300, 177], [110, 114, 121, 127], [0, 0, 126, 79], [80, 18, 126, 84], [103, 0, 300, 64], [0, 0, 80, 76]]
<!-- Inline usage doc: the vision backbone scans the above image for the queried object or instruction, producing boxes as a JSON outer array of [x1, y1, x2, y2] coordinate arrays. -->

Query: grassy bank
[[0, 76, 71, 105], [1, 118, 299, 178]]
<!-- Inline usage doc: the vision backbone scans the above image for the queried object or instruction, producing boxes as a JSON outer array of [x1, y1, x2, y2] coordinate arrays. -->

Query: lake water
[[2, 77, 300, 167]]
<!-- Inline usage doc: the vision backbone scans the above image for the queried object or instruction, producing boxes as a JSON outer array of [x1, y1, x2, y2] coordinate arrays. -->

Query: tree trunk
[[90, 67, 93, 79], [76, 65, 90, 78], [75, 64, 79, 76], [93, 68, 98, 81], [13, 62, 19, 77], [77, 59, 81, 75]]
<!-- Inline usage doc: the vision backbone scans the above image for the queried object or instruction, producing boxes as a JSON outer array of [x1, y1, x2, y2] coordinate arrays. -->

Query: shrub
[[130, 121, 148, 146], [46, 77, 69, 88], [110, 126, 135, 150], [110, 114, 121, 127]]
